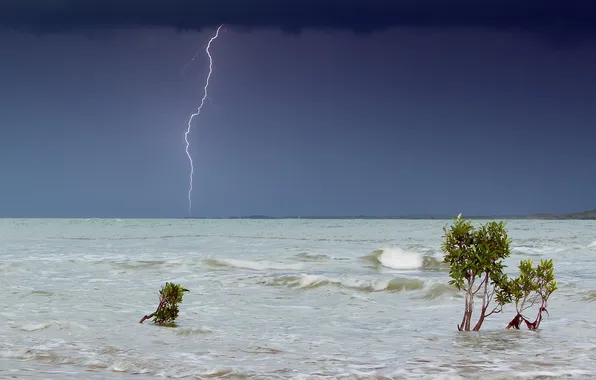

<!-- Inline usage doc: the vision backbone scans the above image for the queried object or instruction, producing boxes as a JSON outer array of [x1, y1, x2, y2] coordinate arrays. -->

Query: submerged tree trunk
[[458, 280, 475, 331], [462, 283, 474, 331], [473, 313, 485, 331], [507, 298, 548, 330], [506, 313, 524, 329], [458, 306, 466, 331], [465, 301, 472, 331], [472, 273, 490, 331], [458, 296, 467, 330], [526, 305, 547, 330]]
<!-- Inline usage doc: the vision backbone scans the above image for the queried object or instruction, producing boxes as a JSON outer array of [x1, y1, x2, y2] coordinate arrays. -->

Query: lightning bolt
[[184, 24, 224, 217]]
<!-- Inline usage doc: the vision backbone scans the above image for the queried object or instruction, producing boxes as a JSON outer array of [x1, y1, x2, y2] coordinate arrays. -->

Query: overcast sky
[[1, 0, 595, 218]]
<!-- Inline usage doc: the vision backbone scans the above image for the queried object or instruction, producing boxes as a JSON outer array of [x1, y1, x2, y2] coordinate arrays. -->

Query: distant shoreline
[[181, 209, 596, 220], [524, 209, 596, 220]]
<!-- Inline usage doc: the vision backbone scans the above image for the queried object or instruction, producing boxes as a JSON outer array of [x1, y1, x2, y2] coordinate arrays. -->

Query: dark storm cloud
[[0, 0, 595, 39]]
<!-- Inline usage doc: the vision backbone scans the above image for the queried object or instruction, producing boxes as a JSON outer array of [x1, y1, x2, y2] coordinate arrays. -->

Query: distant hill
[[527, 209, 596, 220]]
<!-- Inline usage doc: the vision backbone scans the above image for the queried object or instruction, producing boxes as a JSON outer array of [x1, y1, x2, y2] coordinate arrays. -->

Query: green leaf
[[146, 282, 190, 325]]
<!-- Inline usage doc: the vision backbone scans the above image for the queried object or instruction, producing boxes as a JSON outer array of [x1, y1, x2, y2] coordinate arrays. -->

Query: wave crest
[[203, 258, 304, 271], [415, 283, 460, 300], [293, 252, 330, 262], [9, 320, 89, 332], [176, 327, 213, 336], [582, 290, 596, 302], [362, 247, 446, 271], [512, 246, 567, 256], [262, 274, 425, 293]]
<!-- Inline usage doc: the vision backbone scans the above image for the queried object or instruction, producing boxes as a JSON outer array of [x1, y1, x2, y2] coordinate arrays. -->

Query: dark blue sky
[[1, 1, 595, 218]]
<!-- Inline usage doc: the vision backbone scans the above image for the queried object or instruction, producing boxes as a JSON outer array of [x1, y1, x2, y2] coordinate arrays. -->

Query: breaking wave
[[176, 327, 213, 336], [109, 260, 169, 270], [0, 345, 253, 378], [512, 246, 568, 256], [582, 290, 596, 303], [8, 320, 89, 332], [415, 283, 461, 300], [361, 247, 446, 271], [293, 252, 330, 262], [261, 274, 425, 292], [203, 258, 304, 271], [588, 241, 596, 249], [0, 262, 26, 274]]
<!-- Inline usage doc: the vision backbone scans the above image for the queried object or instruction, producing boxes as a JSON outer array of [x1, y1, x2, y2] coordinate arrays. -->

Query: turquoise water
[[1, 218, 595, 379]]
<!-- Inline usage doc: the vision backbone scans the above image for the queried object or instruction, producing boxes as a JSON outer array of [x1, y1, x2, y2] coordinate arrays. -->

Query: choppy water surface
[[1, 218, 595, 379]]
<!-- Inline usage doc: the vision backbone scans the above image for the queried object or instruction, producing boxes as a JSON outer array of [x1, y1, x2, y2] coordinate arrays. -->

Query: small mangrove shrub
[[139, 282, 189, 325], [441, 214, 511, 331], [505, 258, 558, 330], [441, 214, 557, 331]]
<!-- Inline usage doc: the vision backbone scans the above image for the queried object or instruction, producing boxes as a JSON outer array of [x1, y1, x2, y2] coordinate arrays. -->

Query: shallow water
[[1, 218, 595, 379]]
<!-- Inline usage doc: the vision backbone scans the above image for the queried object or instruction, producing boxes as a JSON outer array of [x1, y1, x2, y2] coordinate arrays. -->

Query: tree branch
[[485, 304, 502, 318], [473, 275, 487, 294]]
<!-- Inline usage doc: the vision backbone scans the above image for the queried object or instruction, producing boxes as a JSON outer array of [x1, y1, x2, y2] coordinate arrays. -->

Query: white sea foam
[[363, 247, 444, 270], [376, 247, 424, 269]]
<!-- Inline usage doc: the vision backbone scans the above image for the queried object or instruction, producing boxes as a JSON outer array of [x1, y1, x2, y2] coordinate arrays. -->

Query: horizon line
[[0, 209, 595, 221]]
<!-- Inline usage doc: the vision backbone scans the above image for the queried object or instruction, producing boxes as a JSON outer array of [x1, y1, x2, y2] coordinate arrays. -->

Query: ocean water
[[1, 218, 596, 380]]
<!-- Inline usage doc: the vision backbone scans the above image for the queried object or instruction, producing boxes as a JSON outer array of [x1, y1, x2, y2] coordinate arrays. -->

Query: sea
[[1, 218, 595, 379]]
